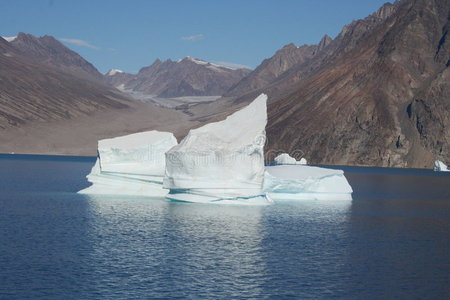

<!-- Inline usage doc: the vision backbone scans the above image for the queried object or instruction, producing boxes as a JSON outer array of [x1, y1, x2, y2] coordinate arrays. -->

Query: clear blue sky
[[1, 0, 390, 73]]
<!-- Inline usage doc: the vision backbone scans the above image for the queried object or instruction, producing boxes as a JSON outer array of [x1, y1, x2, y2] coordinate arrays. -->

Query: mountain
[[224, 42, 319, 97], [8, 32, 103, 81], [0, 36, 197, 155], [224, 3, 399, 106], [104, 69, 135, 88], [0, 35, 133, 130], [105, 57, 251, 97], [264, 0, 449, 168]]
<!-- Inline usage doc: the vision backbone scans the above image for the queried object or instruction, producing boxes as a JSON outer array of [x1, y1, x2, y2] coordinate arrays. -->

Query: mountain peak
[[106, 69, 124, 76], [15, 32, 38, 43], [374, 2, 396, 19], [149, 58, 162, 67], [282, 43, 298, 49], [182, 56, 210, 65], [318, 34, 332, 51], [9, 32, 103, 80]]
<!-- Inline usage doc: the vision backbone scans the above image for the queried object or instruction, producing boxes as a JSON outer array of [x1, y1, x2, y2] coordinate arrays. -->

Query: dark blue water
[[0, 154, 449, 299]]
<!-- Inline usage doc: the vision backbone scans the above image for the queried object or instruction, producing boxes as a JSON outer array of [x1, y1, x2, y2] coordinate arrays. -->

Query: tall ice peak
[[163, 93, 269, 203]]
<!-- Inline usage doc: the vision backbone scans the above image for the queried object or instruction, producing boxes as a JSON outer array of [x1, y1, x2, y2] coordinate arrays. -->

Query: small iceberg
[[163, 94, 271, 204], [434, 160, 449, 172], [78, 130, 177, 196], [274, 153, 307, 165], [264, 165, 353, 200]]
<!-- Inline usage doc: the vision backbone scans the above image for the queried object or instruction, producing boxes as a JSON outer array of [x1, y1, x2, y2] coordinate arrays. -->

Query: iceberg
[[78, 130, 177, 196], [264, 165, 353, 200], [77, 96, 354, 204], [163, 94, 270, 204], [274, 153, 307, 165], [434, 160, 449, 172]]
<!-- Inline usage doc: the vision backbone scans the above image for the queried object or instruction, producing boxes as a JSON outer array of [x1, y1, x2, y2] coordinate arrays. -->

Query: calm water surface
[[0, 154, 449, 299]]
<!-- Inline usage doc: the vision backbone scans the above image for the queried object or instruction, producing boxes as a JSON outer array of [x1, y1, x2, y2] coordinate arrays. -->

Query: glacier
[[264, 165, 353, 200], [78, 131, 177, 196], [434, 160, 449, 172], [163, 94, 270, 204], [274, 153, 307, 165]]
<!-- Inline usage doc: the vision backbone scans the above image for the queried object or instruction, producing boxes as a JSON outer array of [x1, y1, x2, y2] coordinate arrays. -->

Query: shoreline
[[1, 152, 447, 174]]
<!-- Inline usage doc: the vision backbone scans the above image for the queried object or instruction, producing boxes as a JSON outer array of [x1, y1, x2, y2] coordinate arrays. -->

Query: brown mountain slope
[[9, 33, 103, 81], [0, 36, 130, 130], [224, 2, 398, 107], [224, 42, 319, 97], [0, 36, 198, 155], [266, 0, 450, 168]]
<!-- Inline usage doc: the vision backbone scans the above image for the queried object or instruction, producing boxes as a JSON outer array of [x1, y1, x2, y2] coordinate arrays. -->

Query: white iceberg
[[77, 97, 354, 204], [434, 160, 449, 172], [274, 153, 307, 165], [264, 165, 353, 200], [78, 130, 177, 196], [163, 94, 270, 204]]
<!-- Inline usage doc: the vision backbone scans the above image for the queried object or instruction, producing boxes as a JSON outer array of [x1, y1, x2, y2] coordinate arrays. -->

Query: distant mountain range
[[0, 32, 249, 132], [104, 57, 251, 98], [0, 0, 448, 168]]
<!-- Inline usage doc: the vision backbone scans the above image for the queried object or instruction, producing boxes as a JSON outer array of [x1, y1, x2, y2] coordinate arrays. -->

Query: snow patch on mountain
[[178, 56, 234, 71], [2, 36, 17, 42], [106, 69, 124, 76]]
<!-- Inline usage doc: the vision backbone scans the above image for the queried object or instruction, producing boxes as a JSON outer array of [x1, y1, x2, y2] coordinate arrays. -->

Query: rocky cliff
[[264, 0, 449, 168]]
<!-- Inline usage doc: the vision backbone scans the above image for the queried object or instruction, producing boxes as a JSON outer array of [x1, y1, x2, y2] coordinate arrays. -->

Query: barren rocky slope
[[0, 36, 195, 155], [9, 33, 103, 81], [0, 37, 134, 130], [265, 0, 449, 168]]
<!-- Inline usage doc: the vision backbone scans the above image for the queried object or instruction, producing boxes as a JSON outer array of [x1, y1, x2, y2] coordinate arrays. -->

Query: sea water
[[0, 154, 449, 299]]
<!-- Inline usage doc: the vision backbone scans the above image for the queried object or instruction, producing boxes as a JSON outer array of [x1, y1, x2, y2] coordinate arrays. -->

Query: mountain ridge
[[9, 32, 104, 81], [264, 0, 449, 168], [105, 56, 251, 98]]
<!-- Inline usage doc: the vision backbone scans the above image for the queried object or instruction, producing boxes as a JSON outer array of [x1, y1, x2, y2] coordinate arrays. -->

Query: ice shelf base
[[264, 165, 353, 200], [78, 130, 177, 196]]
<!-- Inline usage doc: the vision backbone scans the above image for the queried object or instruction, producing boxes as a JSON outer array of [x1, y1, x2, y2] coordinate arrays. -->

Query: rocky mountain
[[224, 3, 400, 106], [0, 36, 196, 155], [105, 57, 251, 98], [8, 32, 104, 81], [224, 42, 319, 97], [263, 0, 449, 168], [104, 69, 135, 88], [0, 36, 132, 130]]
